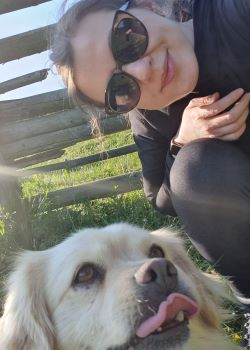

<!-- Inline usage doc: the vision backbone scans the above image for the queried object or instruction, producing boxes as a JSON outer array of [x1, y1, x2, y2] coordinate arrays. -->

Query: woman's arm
[[129, 109, 181, 216]]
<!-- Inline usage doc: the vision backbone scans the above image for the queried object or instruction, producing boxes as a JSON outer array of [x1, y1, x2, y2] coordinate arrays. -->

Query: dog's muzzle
[[134, 258, 178, 292], [107, 258, 199, 350]]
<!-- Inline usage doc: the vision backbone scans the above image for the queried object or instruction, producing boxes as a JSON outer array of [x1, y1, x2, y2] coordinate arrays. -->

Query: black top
[[129, 0, 250, 215]]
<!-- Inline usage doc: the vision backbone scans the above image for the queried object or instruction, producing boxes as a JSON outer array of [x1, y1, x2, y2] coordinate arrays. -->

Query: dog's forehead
[[50, 224, 160, 264], [54, 223, 152, 261], [46, 223, 153, 296], [53, 223, 183, 261]]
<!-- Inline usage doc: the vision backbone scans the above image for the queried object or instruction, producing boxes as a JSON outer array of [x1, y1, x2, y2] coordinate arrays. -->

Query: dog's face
[[0, 223, 237, 350]]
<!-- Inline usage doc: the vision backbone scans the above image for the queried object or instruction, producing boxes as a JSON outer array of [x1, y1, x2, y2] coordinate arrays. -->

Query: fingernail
[[237, 88, 244, 94]]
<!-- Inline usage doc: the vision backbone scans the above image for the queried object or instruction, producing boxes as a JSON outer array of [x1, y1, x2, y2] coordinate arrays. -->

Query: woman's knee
[[170, 138, 244, 200]]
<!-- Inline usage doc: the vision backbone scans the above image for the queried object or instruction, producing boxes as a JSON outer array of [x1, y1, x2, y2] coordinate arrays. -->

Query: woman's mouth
[[161, 50, 175, 91]]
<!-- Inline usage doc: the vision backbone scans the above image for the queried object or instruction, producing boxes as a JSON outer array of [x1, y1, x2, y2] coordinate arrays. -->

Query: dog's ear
[[0, 251, 55, 350], [195, 271, 234, 329]]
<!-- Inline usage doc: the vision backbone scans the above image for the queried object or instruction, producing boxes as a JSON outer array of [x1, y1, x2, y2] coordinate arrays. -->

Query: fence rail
[[0, 25, 54, 63], [0, 108, 89, 144], [1, 113, 130, 160], [32, 172, 142, 211], [0, 89, 71, 123], [0, 0, 52, 15], [19, 144, 137, 174], [0, 69, 49, 94]]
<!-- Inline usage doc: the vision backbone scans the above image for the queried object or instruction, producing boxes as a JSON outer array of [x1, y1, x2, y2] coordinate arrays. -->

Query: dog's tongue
[[136, 293, 199, 338]]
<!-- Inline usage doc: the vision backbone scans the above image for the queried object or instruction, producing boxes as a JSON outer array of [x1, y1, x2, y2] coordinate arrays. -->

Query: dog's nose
[[134, 258, 177, 290]]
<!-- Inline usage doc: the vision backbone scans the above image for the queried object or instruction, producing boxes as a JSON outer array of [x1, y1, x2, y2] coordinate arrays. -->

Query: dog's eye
[[148, 244, 165, 258], [73, 264, 103, 287]]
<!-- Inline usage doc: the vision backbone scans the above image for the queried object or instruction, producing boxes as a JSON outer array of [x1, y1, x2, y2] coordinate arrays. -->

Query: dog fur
[[0, 223, 240, 350]]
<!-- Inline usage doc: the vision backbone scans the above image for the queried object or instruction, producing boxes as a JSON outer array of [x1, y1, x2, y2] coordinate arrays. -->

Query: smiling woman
[[50, 1, 250, 347], [51, 0, 197, 110]]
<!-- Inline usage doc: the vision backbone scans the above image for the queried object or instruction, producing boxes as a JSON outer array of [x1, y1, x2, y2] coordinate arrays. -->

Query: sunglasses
[[105, 1, 149, 114]]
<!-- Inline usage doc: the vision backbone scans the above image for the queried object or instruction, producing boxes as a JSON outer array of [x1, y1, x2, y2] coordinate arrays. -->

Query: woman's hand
[[174, 88, 250, 145]]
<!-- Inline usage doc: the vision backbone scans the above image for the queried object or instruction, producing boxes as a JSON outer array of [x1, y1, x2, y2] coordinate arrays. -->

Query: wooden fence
[[0, 0, 142, 248]]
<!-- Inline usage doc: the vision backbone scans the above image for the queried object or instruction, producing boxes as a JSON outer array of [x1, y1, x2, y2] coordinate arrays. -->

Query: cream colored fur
[[0, 223, 240, 350]]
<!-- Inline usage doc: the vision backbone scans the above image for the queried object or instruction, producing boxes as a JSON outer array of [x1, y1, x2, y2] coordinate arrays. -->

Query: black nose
[[134, 258, 177, 291]]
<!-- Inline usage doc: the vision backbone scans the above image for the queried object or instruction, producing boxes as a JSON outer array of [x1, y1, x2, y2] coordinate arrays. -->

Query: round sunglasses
[[105, 9, 149, 115]]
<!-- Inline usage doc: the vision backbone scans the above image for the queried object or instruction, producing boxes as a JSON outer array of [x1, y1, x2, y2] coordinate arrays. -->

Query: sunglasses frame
[[105, 9, 149, 115]]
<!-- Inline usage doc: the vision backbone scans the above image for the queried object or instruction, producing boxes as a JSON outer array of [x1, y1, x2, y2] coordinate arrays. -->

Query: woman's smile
[[161, 50, 175, 92]]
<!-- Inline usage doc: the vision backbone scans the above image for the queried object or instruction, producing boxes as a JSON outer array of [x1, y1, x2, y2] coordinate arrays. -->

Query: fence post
[[0, 154, 32, 249]]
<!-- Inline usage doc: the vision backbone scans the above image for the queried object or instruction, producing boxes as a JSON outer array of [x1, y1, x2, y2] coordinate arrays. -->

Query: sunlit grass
[[22, 130, 140, 197]]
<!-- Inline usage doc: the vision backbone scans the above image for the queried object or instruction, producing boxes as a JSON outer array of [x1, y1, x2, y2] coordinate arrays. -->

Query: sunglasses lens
[[112, 16, 148, 64], [106, 73, 140, 113], [105, 12, 148, 114]]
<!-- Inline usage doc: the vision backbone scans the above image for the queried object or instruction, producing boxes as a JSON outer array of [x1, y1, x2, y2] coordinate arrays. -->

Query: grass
[[0, 130, 242, 344]]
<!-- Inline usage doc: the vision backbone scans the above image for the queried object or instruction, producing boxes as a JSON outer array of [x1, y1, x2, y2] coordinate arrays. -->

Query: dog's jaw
[[106, 292, 199, 350], [106, 322, 190, 350]]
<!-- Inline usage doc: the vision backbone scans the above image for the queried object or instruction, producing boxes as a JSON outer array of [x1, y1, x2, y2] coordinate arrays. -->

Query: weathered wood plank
[[0, 69, 49, 94], [0, 109, 91, 144], [0, 89, 71, 123], [31, 172, 142, 210], [3, 115, 130, 160], [13, 149, 65, 169], [20, 144, 137, 174], [0, 0, 52, 15], [0, 24, 55, 63]]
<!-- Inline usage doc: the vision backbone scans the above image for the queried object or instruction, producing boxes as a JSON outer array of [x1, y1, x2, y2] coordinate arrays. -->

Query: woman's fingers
[[204, 92, 249, 140], [209, 109, 248, 138], [202, 88, 245, 118], [207, 92, 250, 129], [188, 92, 220, 108], [177, 89, 249, 144], [187, 88, 245, 119], [218, 123, 247, 141]]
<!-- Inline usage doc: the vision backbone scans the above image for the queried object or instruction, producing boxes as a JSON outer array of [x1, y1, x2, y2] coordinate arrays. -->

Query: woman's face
[[71, 7, 199, 110]]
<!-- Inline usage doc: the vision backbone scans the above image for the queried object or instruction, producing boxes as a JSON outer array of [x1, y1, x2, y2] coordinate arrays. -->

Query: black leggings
[[170, 139, 250, 298]]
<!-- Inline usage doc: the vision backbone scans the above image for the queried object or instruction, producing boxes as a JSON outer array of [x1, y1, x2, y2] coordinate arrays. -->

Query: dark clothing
[[171, 139, 250, 297], [193, 0, 250, 155], [129, 0, 250, 297]]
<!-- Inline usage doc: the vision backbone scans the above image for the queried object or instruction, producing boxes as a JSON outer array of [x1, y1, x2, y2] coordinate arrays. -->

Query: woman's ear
[[0, 251, 55, 350]]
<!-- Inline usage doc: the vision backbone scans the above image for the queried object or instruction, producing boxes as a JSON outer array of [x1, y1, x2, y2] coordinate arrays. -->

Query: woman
[[50, 0, 250, 344]]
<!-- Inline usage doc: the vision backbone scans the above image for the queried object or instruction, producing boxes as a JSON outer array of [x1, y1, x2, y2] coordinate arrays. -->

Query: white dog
[[0, 223, 240, 350]]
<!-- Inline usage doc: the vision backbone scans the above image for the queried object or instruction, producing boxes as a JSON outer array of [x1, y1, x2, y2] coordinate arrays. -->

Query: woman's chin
[[138, 77, 198, 110], [173, 76, 199, 102]]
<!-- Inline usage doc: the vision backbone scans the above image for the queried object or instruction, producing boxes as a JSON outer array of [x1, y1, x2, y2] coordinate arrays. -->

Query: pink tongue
[[136, 293, 199, 338]]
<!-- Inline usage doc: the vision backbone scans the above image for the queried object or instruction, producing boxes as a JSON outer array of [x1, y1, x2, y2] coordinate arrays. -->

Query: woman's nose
[[122, 56, 152, 82]]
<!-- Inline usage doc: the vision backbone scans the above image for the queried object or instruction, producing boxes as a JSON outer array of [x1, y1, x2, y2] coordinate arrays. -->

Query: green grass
[[0, 130, 242, 343]]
